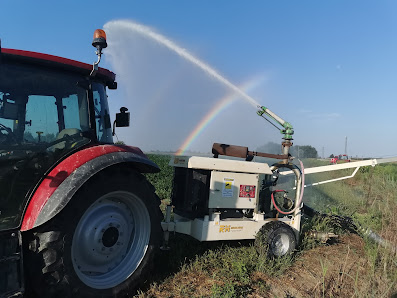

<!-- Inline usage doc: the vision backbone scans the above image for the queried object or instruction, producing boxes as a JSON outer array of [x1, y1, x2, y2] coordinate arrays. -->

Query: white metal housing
[[170, 156, 272, 174], [163, 156, 301, 242]]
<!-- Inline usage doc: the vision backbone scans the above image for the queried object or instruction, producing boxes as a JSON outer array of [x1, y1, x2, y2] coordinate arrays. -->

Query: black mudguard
[[33, 151, 159, 229]]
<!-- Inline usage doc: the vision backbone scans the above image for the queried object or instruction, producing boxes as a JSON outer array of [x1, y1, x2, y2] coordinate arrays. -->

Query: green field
[[143, 154, 397, 297]]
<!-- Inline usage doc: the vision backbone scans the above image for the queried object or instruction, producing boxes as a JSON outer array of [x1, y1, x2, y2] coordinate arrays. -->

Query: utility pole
[[322, 147, 324, 159], [345, 136, 348, 156]]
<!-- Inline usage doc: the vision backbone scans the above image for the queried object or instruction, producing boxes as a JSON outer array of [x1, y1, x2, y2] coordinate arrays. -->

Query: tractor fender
[[21, 145, 159, 231]]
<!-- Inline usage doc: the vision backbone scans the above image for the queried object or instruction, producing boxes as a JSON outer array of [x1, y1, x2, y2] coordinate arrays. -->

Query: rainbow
[[176, 75, 266, 155]]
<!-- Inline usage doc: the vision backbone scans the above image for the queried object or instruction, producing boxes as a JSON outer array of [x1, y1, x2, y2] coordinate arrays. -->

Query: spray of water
[[103, 20, 261, 109]]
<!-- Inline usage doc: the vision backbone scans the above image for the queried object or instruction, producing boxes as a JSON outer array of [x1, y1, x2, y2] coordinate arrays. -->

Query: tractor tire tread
[[23, 168, 161, 298]]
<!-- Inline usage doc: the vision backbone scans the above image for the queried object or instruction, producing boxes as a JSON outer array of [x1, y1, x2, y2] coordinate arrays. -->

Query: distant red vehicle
[[331, 154, 351, 164]]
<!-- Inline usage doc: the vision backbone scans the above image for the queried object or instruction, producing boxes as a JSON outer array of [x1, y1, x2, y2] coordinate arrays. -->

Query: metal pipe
[[270, 162, 303, 215], [261, 107, 287, 127], [279, 157, 397, 177], [160, 205, 172, 251], [360, 227, 397, 254], [257, 106, 294, 136], [211, 143, 289, 160], [295, 167, 361, 189]]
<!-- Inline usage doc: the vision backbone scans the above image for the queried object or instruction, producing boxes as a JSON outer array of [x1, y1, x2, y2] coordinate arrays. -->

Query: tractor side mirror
[[116, 107, 130, 127], [113, 107, 130, 136], [0, 97, 18, 120], [107, 81, 117, 90]]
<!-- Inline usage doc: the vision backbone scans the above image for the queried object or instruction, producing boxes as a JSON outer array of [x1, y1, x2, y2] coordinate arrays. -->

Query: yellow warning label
[[222, 178, 234, 197]]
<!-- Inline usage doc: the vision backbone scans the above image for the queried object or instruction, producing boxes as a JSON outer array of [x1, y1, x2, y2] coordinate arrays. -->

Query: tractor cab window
[[24, 96, 58, 143], [93, 82, 112, 143], [24, 92, 89, 147], [0, 63, 91, 149]]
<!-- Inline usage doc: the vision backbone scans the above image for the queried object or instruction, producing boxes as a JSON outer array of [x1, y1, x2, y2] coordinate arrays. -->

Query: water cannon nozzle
[[257, 106, 266, 116]]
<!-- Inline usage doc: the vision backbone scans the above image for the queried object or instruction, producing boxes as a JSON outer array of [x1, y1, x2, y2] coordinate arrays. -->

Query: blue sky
[[1, 1, 397, 157]]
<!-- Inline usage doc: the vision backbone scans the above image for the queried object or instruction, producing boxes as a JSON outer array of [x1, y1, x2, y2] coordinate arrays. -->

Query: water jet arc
[[103, 20, 261, 109]]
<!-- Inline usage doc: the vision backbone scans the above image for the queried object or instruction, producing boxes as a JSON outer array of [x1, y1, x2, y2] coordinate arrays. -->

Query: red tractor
[[0, 30, 162, 297], [331, 154, 351, 164]]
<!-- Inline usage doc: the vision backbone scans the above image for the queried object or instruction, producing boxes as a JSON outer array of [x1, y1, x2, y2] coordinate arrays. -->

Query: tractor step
[[0, 231, 24, 298]]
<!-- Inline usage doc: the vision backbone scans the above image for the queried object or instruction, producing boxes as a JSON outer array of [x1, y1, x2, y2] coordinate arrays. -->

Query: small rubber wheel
[[255, 221, 296, 257], [23, 168, 162, 297]]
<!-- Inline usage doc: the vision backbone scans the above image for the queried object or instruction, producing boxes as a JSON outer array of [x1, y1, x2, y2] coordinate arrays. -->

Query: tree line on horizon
[[256, 142, 318, 159]]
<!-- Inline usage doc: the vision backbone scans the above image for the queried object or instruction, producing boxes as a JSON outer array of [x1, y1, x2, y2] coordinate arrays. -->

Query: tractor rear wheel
[[24, 169, 162, 297], [255, 221, 296, 258]]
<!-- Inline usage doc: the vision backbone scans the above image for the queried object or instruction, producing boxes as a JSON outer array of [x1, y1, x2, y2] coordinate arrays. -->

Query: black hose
[[302, 204, 397, 254], [302, 203, 320, 218]]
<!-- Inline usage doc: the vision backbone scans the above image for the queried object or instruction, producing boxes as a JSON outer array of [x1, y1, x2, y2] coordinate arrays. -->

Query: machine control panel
[[209, 171, 260, 209]]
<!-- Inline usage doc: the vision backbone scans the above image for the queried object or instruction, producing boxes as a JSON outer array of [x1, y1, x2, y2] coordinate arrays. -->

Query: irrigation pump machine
[[162, 106, 304, 257], [162, 107, 397, 257]]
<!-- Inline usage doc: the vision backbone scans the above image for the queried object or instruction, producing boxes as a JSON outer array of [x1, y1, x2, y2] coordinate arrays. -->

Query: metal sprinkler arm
[[257, 106, 294, 140], [257, 106, 287, 126]]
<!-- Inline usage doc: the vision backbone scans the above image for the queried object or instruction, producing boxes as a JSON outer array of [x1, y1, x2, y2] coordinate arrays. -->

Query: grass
[[138, 241, 295, 297], [301, 159, 397, 297], [144, 153, 173, 212], [143, 155, 397, 297], [319, 258, 329, 298]]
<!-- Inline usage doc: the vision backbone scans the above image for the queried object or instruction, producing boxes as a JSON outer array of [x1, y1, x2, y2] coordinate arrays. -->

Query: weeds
[[145, 154, 173, 200], [210, 281, 235, 297], [305, 161, 397, 297], [319, 258, 329, 297], [257, 254, 295, 277]]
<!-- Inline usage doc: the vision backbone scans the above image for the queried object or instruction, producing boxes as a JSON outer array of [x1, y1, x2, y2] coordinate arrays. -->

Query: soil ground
[[138, 234, 396, 297]]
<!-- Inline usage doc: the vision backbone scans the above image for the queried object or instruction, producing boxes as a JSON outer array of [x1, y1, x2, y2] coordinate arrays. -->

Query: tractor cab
[[0, 46, 115, 231]]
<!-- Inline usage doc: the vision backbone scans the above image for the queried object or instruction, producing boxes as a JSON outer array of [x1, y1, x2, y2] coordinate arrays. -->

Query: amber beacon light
[[90, 29, 107, 76], [92, 29, 107, 50]]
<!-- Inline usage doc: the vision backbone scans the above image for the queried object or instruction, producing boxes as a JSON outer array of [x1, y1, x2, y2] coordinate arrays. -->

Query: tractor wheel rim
[[271, 233, 290, 256], [71, 191, 151, 289]]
